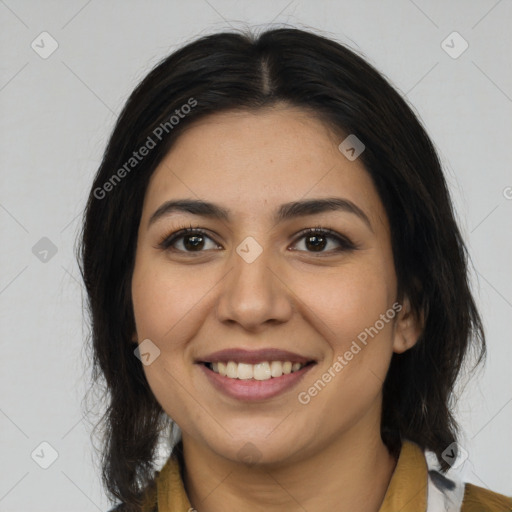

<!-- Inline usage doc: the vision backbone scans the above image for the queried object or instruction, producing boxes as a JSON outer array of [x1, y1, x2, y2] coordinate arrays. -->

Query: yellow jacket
[[131, 440, 511, 511]]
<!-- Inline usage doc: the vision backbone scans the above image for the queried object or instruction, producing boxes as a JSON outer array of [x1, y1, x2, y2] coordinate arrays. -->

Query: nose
[[215, 239, 293, 332]]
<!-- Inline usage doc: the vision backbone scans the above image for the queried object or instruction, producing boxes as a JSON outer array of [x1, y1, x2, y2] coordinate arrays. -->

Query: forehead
[[142, 108, 387, 230]]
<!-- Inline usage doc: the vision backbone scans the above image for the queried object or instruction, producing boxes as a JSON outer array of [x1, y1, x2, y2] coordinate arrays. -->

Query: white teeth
[[253, 362, 271, 381], [237, 363, 253, 380], [209, 360, 307, 380], [282, 361, 292, 374], [226, 361, 237, 378], [270, 361, 283, 377]]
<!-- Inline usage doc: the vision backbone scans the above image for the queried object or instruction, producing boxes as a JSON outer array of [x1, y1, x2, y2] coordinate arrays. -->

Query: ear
[[392, 297, 423, 354]]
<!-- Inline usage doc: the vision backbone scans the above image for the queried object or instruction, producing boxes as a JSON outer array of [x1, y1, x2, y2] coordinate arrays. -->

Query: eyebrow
[[148, 197, 373, 231]]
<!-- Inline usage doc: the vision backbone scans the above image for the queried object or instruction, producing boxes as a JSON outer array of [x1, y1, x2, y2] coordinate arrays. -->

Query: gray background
[[1, 0, 511, 510]]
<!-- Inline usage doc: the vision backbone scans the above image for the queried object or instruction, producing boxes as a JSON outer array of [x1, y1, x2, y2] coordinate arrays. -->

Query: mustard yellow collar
[[145, 440, 428, 512]]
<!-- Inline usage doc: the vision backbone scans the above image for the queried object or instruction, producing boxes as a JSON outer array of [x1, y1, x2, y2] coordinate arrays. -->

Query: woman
[[79, 27, 512, 511]]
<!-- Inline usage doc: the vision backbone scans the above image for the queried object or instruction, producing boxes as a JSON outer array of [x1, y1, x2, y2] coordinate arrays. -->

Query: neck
[[182, 414, 397, 512]]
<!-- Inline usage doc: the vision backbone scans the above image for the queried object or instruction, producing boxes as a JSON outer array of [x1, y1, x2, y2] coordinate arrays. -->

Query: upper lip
[[196, 348, 315, 365]]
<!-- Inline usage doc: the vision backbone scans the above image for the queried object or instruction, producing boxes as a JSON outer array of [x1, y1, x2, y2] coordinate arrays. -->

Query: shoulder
[[462, 482, 512, 511]]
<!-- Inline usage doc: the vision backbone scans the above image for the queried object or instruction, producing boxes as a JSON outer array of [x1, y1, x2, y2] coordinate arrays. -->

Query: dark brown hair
[[79, 27, 485, 509]]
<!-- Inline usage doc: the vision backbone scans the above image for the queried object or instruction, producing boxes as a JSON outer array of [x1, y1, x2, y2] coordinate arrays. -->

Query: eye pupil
[[306, 235, 326, 252], [184, 234, 204, 250], [161, 227, 351, 255]]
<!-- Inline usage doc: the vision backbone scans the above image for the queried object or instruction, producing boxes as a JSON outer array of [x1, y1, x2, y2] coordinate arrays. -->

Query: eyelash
[[156, 223, 357, 255]]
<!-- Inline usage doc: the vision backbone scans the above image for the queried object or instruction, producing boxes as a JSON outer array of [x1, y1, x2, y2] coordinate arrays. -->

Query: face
[[131, 107, 417, 466]]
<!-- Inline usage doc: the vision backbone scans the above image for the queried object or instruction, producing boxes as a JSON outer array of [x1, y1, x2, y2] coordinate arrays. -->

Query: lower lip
[[198, 363, 315, 401]]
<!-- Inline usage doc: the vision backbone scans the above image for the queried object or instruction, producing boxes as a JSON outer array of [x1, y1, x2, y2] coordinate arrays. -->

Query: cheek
[[293, 254, 397, 400], [294, 271, 396, 433], [131, 254, 210, 343], [298, 257, 396, 344], [130, 258, 201, 424]]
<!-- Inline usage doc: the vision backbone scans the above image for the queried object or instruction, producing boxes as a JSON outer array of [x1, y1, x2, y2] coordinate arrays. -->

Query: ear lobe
[[392, 297, 423, 354]]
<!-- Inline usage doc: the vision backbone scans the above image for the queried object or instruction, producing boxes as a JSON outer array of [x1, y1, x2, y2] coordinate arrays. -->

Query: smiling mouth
[[202, 360, 316, 380]]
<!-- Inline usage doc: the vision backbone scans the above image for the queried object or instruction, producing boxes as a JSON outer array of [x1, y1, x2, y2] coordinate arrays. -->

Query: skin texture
[[131, 107, 421, 512]]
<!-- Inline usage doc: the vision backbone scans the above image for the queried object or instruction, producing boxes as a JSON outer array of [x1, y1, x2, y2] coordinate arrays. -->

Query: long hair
[[78, 27, 485, 508]]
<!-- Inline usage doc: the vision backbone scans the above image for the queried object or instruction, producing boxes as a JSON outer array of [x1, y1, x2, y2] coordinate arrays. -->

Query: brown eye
[[292, 228, 356, 254], [182, 233, 206, 250], [304, 233, 328, 252], [159, 228, 220, 253]]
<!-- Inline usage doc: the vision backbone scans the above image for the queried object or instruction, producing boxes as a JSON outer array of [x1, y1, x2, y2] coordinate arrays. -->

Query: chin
[[203, 431, 304, 467]]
